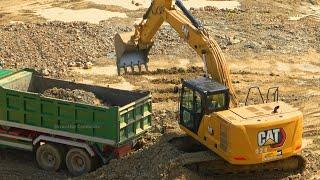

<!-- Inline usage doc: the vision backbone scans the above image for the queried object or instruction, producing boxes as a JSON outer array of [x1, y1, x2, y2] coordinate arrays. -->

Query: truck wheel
[[66, 148, 92, 176], [36, 143, 63, 171]]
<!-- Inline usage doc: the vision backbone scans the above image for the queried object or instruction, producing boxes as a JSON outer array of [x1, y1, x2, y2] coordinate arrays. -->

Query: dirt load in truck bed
[[43, 87, 107, 106]]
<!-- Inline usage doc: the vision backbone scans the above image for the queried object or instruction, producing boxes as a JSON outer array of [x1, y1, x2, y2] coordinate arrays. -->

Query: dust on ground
[[0, 0, 319, 179]]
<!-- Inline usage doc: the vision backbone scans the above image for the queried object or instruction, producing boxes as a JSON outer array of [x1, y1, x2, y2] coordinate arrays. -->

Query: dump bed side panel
[[118, 96, 152, 145], [0, 88, 119, 143], [0, 70, 32, 91], [0, 69, 14, 79]]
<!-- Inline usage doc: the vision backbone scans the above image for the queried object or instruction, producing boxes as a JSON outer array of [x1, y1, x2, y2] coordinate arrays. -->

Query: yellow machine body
[[181, 101, 303, 165]]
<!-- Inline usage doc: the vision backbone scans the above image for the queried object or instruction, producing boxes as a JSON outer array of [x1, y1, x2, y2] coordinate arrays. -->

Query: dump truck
[[0, 68, 152, 176]]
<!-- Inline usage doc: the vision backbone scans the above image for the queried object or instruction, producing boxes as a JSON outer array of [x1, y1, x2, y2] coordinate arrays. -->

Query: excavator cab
[[179, 76, 230, 133]]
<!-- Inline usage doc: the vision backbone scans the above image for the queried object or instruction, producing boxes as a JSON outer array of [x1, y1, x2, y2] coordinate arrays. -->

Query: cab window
[[182, 87, 193, 110], [195, 91, 202, 113], [180, 87, 204, 132], [207, 93, 226, 111], [181, 87, 194, 130]]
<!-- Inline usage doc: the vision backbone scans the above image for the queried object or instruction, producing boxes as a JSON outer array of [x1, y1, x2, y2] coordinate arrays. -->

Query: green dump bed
[[0, 69, 152, 147]]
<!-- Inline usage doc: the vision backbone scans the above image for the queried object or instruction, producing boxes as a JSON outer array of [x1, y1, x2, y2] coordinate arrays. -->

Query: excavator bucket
[[114, 32, 152, 75]]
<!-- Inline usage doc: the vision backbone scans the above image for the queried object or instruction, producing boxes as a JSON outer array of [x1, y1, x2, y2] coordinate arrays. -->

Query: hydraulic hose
[[175, 0, 203, 28]]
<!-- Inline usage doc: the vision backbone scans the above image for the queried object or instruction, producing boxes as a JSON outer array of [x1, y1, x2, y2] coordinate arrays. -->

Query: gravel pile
[[0, 21, 132, 78], [151, 25, 196, 58], [80, 110, 185, 180], [81, 132, 190, 180], [1, 10, 318, 80], [43, 87, 103, 105]]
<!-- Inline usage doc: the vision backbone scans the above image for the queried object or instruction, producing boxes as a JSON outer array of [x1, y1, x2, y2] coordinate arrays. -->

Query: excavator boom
[[114, 0, 238, 107]]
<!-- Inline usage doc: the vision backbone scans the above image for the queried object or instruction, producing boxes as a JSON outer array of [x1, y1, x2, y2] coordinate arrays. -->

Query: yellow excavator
[[114, 0, 305, 174]]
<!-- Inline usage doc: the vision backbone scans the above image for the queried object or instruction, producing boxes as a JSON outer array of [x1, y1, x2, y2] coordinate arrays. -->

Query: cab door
[[180, 86, 203, 133]]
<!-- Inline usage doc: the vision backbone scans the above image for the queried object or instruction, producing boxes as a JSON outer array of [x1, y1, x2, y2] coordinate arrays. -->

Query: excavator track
[[171, 152, 306, 175], [169, 136, 306, 176]]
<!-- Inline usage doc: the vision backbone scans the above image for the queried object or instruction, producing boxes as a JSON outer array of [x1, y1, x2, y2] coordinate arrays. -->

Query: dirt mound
[[80, 110, 186, 179], [43, 87, 103, 106], [0, 21, 132, 78], [81, 132, 195, 180]]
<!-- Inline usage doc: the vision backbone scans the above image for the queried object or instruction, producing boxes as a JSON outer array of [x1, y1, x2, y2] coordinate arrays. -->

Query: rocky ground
[[0, 21, 131, 77], [0, 0, 319, 179]]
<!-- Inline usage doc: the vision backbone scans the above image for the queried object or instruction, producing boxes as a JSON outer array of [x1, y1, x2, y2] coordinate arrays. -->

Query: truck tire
[[36, 143, 63, 172], [66, 148, 92, 176]]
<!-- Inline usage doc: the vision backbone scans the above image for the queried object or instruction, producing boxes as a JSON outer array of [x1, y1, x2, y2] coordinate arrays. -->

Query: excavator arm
[[114, 0, 238, 107]]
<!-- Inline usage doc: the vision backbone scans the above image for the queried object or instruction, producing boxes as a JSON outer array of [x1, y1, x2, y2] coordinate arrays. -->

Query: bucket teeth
[[116, 50, 150, 75], [115, 45, 151, 75], [114, 31, 153, 75], [117, 63, 148, 75]]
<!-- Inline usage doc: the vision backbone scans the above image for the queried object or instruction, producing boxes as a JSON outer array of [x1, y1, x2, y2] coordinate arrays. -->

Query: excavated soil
[[0, 0, 319, 179], [42, 87, 103, 106], [83, 112, 320, 180]]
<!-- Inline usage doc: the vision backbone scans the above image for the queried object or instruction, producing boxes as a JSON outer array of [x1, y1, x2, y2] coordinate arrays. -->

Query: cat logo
[[257, 128, 286, 148]]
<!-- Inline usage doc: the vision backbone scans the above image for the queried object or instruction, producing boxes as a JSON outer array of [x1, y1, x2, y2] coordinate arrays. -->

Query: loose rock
[[43, 87, 103, 106], [83, 62, 93, 69]]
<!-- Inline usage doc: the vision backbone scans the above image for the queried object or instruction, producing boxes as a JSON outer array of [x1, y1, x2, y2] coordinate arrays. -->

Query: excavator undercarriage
[[169, 136, 306, 176]]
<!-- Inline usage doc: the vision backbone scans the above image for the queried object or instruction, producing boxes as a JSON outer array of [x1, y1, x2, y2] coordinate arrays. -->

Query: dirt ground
[[0, 0, 319, 179]]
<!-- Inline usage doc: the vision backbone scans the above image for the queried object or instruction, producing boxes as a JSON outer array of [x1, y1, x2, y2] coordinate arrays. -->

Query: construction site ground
[[0, 0, 319, 179]]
